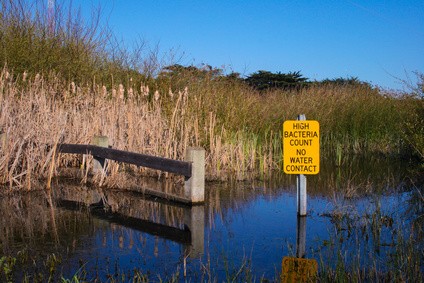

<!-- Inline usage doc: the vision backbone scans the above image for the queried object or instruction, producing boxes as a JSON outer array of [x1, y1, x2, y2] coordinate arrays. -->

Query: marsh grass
[[316, 180, 424, 283], [0, 65, 422, 191], [316, 217, 423, 283]]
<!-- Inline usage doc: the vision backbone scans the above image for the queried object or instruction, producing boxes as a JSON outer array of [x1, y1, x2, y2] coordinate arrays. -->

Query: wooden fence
[[57, 139, 205, 204]]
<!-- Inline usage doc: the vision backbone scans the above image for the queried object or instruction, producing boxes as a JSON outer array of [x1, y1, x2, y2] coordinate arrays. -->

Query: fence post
[[184, 147, 205, 204], [91, 135, 109, 173]]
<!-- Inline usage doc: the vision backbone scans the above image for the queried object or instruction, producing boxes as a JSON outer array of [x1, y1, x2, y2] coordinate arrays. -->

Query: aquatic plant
[[316, 180, 424, 282]]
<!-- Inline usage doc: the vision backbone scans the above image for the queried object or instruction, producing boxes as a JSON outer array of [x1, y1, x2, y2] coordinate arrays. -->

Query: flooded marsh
[[0, 156, 423, 282]]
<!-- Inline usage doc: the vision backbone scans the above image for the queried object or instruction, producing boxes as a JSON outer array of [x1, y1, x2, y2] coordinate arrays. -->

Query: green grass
[[0, 0, 149, 87]]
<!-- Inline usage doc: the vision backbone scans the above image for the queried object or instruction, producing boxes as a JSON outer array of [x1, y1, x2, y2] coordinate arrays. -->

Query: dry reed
[[0, 67, 278, 191], [0, 66, 421, 191]]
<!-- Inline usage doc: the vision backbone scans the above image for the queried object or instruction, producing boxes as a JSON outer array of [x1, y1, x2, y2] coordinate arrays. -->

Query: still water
[[0, 156, 422, 281]]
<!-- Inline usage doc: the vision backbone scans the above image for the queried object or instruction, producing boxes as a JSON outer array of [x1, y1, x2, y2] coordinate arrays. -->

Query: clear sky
[[72, 0, 423, 90]]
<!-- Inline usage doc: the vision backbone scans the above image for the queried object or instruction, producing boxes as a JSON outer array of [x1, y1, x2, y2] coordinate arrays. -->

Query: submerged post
[[184, 147, 205, 204], [297, 114, 307, 216], [296, 215, 307, 258], [297, 173, 307, 216], [92, 135, 109, 173]]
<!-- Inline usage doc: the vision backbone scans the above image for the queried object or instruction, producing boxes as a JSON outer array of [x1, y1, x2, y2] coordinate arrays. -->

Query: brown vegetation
[[0, 66, 422, 191]]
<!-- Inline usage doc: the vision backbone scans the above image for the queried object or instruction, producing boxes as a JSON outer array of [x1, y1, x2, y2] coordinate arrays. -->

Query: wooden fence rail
[[57, 144, 192, 177], [57, 142, 205, 204]]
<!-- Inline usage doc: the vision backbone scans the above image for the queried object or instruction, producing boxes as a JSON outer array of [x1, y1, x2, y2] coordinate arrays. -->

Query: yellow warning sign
[[281, 257, 318, 283], [283, 120, 320, 174]]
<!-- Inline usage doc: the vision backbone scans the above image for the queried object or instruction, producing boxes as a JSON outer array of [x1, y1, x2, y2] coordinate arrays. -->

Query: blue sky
[[72, 0, 423, 90]]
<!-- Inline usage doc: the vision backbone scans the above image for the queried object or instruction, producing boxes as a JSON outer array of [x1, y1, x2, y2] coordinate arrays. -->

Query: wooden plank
[[57, 144, 192, 177]]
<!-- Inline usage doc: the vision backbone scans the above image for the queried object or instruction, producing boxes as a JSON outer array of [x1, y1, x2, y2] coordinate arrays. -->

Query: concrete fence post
[[91, 135, 109, 173], [184, 147, 205, 204]]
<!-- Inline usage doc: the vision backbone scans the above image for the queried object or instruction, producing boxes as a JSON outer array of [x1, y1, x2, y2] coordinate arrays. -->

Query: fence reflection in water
[[55, 186, 205, 259]]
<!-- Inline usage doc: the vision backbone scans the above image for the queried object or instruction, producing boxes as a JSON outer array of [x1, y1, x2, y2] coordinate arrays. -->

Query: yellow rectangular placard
[[283, 120, 320, 174]]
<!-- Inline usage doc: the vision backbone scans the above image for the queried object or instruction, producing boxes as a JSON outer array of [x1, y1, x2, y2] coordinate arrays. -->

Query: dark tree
[[244, 70, 308, 91], [159, 64, 223, 80], [318, 76, 370, 87], [156, 64, 225, 92]]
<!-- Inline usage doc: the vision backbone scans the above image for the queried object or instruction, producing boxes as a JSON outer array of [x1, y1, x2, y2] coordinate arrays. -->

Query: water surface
[[0, 156, 422, 281]]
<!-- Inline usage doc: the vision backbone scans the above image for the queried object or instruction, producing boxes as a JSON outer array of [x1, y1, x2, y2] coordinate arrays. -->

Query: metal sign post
[[297, 114, 307, 216], [281, 114, 320, 281], [283, 114, 320, 216]]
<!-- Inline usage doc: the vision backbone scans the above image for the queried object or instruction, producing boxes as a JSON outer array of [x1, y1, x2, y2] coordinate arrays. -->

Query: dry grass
[[0, 66, 421, 191], [0, 68, 279, 191]]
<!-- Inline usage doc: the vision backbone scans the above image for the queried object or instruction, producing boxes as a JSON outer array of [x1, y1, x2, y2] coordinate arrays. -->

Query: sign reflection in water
[[281, 216, 318, 282]]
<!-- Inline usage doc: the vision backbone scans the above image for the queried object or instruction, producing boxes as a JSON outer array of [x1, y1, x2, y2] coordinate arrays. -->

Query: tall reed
[[0, 65, 422, 190]]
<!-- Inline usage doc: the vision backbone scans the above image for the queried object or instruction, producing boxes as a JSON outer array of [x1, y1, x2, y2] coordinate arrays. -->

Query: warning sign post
[[283, 120, 320, 175], [283, 114, 320, 216]]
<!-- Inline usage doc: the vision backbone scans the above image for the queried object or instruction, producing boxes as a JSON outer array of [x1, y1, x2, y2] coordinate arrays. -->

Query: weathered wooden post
[[184, 147, 205, 204], [91, 135, 109, 173]]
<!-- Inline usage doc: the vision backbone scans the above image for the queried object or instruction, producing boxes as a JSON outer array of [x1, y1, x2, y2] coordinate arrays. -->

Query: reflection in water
[[56, 187, 205, 260], [0, 156, 422, 281], [296, 216, 306, 258], [184, 205, 205, 258]]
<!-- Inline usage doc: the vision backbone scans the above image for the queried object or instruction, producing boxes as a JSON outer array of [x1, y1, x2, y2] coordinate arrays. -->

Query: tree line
[[158, 64, 373, 92]]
